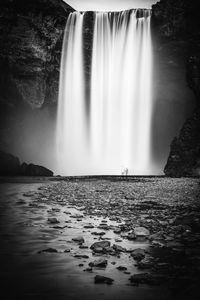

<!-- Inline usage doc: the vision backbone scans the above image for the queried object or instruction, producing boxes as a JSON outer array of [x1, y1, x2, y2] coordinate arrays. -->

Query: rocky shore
[[0, 177, 199, 299]]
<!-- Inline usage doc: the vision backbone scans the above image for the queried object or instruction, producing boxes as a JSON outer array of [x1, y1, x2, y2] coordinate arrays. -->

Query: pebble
[[38, 248, 58, 254], [48, 217, 59, 224]]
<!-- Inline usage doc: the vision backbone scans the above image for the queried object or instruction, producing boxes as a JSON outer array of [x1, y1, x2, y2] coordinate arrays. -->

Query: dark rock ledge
[[0, 150, 53, 176]]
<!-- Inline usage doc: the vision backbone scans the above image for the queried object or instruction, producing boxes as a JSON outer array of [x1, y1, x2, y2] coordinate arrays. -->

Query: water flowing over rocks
[[1, 177, 200, 299]]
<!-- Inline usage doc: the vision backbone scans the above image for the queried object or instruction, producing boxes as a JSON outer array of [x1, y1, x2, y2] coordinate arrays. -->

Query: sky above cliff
[[65, 0, 157, 11]]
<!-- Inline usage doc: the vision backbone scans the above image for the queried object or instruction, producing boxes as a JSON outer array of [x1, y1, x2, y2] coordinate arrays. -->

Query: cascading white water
[[57, 12, 87, 175], [57, 9, 153, 176]]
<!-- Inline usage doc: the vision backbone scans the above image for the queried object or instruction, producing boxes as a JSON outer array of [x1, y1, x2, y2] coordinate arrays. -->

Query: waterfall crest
[[57, 10, 153, 175]]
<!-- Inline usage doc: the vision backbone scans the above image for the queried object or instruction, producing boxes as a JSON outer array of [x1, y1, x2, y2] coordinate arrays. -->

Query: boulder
[[48, 217, 59, 224], [72, 236, 85, 244], [133, 227, 150, 239], [90, 241, 111, 250], [131, 248, 146, 261], [89, 259, 108, 268]]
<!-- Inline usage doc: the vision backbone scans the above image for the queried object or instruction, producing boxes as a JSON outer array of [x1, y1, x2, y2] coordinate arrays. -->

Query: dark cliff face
[[0, 0, 74, 111], [152, 0, 200, 176], [0, 0, 74, 165]]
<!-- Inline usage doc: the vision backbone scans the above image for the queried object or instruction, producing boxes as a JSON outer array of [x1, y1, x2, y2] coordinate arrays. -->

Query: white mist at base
[[57, 10, 153, 176]]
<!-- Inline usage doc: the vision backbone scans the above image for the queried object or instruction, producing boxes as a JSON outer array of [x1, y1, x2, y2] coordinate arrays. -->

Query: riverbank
[[0, 177, 199, 299]]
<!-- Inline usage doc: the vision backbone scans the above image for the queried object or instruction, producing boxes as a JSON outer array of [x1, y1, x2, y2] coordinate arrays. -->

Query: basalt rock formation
[[152, 0, 200, 176]]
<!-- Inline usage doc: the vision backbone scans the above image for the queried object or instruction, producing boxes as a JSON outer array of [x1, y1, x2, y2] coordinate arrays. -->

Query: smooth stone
[[72, 236, 85, 243], [48, 217, 59, 224], [90, 241, 111, 250], [91, 231, 106, 236], [74, 254, 89, 259], [78, 264, 84, 267], [113, 244, 126, 252], [94, 275, 114, 285], [79, 245, 88, 249], [38, 248, 58, 254], [131, 248, 146, 261], [84, 267, 93, 272], [89, 258, 108, 267], [133, 227, 150, 239], [116, 266, 127, 271], [83, 224, 94, 229]]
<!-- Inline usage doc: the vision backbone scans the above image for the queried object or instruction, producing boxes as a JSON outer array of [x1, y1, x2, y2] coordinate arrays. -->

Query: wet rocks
[[136, 257, 154, 270], [89, 259, 108, 268], [133, 227, 150, 240], [16, 200, 26, 205], [90, 241, 111, 250], [38, 248, 58, 254], [74, 254, 89, 259], [91, 231, 106, 236], [127, 232, 136, 240], [83, 224, 94, 229], [116, 266, 127, 271], [84, 267, 93, 272], [114, 228, 121, 234], [94, 275, 114, 285], [79, 245, 89, 249], [24, 178, 200, 295], [131, 249, 146, 261], [70, 214, 84, 219], [64, 249, 70, 253], [48, 217, 59, 224], [72, 236, 85, 244], [113, 244, 126, 252], [98, 224, 110, 230]]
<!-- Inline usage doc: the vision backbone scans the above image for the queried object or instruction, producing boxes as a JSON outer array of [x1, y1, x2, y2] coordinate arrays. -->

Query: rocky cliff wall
[[0, 0, 73, 110], [152, 0, 200, 176]]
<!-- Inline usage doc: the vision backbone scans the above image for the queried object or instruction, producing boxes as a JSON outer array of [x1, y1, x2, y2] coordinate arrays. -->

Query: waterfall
[[57, 9, 153, 176]]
